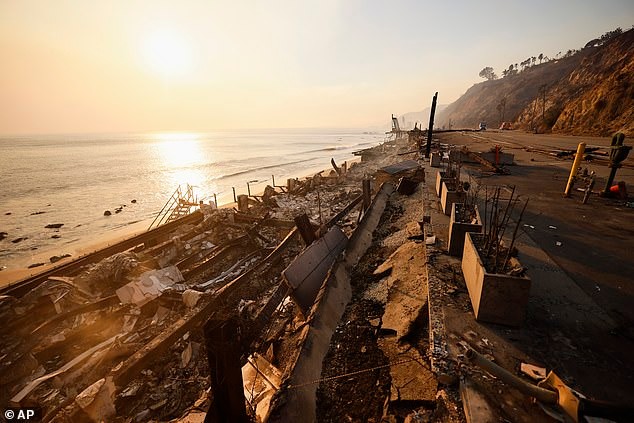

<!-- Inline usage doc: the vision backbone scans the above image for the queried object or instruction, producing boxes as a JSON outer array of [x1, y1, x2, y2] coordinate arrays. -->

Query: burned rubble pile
[[0, 141, 405, 422]]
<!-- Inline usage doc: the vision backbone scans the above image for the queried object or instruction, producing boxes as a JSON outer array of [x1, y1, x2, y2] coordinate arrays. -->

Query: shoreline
[[0, 154, 365, 287]]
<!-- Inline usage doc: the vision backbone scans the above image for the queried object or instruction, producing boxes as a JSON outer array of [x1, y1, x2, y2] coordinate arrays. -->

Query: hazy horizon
[[1, 0, 632, 135]]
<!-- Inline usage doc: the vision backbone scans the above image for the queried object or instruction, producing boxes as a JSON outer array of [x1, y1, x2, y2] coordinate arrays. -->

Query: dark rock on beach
[[104, 210, 112, 216], [131, 199, 137, 203], [0, 232, 7, 241], [30, 211, 46, 215], [45, 223, 64, 229], [51, 234, 61, 239], [28, 262, 45, 269], [12, 237, 27, 243], [50, 254, 71, 263]]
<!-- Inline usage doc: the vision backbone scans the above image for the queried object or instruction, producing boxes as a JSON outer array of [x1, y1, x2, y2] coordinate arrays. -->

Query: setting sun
[[142, 29, 193, 79]]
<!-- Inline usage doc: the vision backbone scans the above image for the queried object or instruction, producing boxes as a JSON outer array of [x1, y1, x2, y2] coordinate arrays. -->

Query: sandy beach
[[0, 154, 364, 288]]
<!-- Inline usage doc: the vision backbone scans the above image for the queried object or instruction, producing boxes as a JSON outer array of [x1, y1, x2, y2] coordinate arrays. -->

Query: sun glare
[[142, 30, 193, 79], [155, 133, 206, 187]]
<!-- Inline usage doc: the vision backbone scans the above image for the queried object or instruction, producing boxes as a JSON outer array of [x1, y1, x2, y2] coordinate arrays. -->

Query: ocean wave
[[212, 157, 318, 181]]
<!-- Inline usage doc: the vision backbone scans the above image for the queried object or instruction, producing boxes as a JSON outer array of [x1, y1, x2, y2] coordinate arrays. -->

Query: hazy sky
[[1, 0, 632, 134]]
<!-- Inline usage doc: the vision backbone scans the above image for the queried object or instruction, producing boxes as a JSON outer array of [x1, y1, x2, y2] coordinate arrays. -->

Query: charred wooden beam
[[181, 238, 251, 281], [362, 179, 372, 210], [204, 318, 249, 423], [111, 228, 298, 389], [323, 195, 362, 230], [176, 235, 250, 273], [31, 295, 120, 338], [294, 214, 317, 246], [1, 211, 204, 298]]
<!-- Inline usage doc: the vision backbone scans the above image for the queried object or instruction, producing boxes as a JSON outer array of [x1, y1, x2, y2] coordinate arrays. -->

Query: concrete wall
[[435, 171, 452, 197], [268, 183, 394, 422]]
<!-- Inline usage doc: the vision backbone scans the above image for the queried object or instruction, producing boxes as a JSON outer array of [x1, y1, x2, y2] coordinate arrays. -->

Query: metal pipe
[[602, 166, 619, 196], [564, 142, 586, 197], [465, 348, 558, 404]]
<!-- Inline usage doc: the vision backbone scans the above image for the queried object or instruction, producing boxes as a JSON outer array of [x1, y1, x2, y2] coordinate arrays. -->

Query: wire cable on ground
[[286, 357, 419, 390]]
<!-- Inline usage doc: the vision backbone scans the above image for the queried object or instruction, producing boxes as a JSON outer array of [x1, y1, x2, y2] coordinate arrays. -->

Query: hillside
[[435, 28, 634, 136]]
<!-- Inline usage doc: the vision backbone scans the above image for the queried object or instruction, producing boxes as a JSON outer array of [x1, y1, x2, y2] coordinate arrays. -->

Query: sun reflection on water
[[154, 132, 207, 191]]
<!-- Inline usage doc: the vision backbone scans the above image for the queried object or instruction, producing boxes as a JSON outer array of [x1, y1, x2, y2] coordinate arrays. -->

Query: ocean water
[[0, 129, 384, 269]]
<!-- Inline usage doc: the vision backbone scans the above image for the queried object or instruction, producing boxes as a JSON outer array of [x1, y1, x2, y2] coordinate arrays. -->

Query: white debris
[[115, 266, 184, 307]]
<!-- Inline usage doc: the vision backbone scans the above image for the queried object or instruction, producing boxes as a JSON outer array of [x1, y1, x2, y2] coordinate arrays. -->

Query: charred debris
[[0, 151, 407, 422]]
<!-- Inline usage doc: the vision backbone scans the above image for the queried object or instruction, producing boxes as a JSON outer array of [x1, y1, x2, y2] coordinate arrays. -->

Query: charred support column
[[204, 318, 248, 423], [425, 92, 438, 158], [287, 178, 296, 192], [294, 213, 317, 246], [237, 195, 249, 212], [362, 179, 372, 211]]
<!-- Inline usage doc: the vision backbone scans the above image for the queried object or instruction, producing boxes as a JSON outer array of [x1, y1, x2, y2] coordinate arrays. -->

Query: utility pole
[[425, 92, 438, 158]]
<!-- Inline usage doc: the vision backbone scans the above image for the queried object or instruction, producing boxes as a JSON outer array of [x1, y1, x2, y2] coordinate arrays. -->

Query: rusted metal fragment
[[282, 227, 348, 316]]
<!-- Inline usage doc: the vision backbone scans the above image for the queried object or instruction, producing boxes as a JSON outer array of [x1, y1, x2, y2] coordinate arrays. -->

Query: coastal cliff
[[435, 28, 634, 136]]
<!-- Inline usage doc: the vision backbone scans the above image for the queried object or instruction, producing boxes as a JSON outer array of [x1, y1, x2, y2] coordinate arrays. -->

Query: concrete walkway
[[422, 136, 634, 421]]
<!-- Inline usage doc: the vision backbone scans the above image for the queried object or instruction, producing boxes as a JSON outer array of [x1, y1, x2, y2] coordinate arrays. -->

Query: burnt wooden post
[[425, 92, 438, 158], [294, 213, 316, 245], [287, 178, 296, 192], [362, 179, 372, 211], [237, 195, 249, 212], [204, 318, 248, 423]]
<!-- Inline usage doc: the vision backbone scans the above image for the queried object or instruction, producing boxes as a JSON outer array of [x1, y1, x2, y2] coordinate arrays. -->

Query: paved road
[[438, 130, 634, 329]]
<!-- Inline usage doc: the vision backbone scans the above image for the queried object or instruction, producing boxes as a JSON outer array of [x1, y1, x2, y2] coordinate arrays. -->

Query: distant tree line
[[478, 26, 628, 81]]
